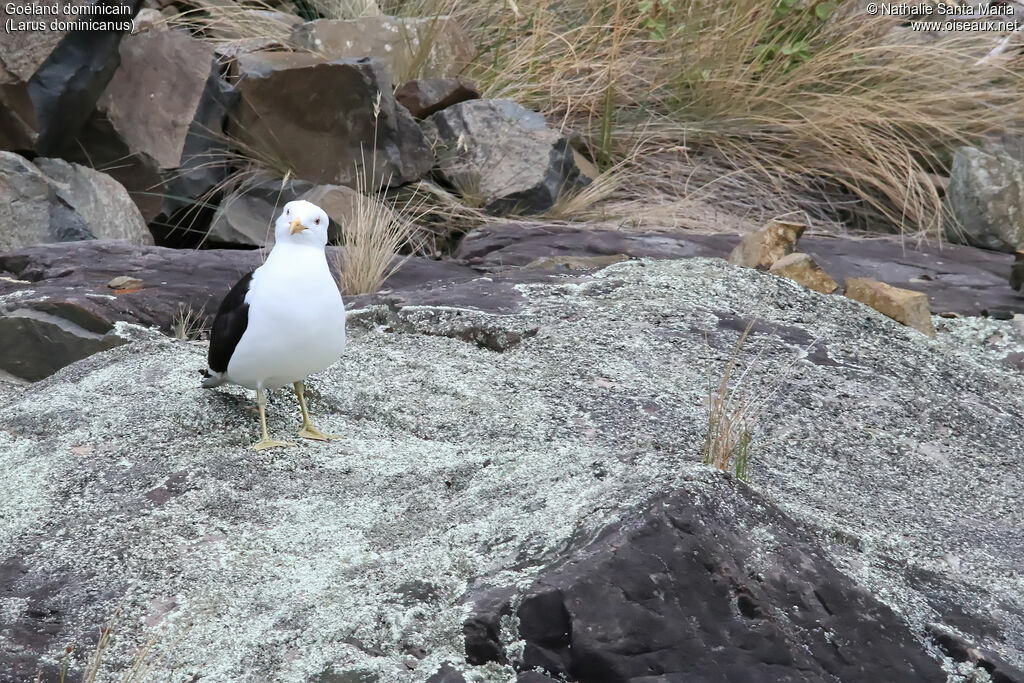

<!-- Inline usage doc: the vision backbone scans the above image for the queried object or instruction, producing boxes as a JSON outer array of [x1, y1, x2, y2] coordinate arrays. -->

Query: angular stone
[[207, 177, 313, 247], [728, 219, 807, 270], [0, 0, 139, 154], [0, 308, 127, 382], [845, 277, 936, 337], [428, 99, 591, 215], [230, 53, 432, 190], [395, 77, 479, 119], [769, 252, 838, 294], [0, 152, 150, 251], [33, 158, 151, 245], [64, 27, 217, 221], [291, 15, 474, 82], [947, 139, 1024, 252]]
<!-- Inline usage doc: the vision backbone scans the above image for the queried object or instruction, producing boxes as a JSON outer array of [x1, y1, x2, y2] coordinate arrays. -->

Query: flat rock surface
[[0, 241, 479, 333], [0, 259, 1022, 681], [457, 223, 1024, 315]]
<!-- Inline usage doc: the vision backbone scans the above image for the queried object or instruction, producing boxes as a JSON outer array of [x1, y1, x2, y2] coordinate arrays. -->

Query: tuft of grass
[[702, 322, 756, 480], [171, 303, 209, 341], [445, 0, 1024, 236], [335, 93, 425, 295]]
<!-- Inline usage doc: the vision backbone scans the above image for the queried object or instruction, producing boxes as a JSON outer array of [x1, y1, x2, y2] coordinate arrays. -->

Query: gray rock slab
[[0, 259, 1022, 680]]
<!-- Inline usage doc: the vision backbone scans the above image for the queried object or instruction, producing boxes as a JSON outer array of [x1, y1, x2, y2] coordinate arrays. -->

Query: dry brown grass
[[702, 322, 756, 480], [180, 0, 1024, 238], [399, 0, 1024, 237], [334, 93, 426, 295]]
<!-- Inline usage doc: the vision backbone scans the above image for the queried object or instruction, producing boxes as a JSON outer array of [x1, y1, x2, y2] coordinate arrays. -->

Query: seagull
[[201, 200, 346, 450]]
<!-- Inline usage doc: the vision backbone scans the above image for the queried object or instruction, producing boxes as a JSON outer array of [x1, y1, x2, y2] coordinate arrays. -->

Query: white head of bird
[[275, 200, 330, 247]]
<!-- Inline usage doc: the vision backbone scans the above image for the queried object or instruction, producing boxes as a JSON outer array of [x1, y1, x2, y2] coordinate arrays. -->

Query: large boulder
[[947, 137, 1024, 252], [465, 483, 944, 681], [291, 15, 474, 82], [0, 259, 1023, 680], [427, 100, 591, 215], [0, 151, 150, 252], [0, 0, 140, 154], [62, 27, 223, 222], [230, 52, 432, 190]]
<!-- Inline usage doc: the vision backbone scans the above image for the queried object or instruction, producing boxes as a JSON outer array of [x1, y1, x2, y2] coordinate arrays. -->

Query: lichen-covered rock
[[427, 100, 591, 215], [947, 139, 1024, 252], [845, 276, 935, 337], [1, 259, 1022, 681], [230, 52, 432, 190], [291, 15, 474, 82], [727, 219, 807, 269], [0, 152, 150, 252], [769, 251, 838, 293]]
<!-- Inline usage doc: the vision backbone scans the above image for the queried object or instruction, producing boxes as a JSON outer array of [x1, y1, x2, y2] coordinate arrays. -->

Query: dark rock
[[0, 308, 126, 382], [467, 482, 946, 682], [425, 662, 466, 683], [0, 240, 479, 380], [157, 62, 238, 242], [455, 222, 1024, 315], [395, 77, 480, 119], [62, 26, 218, 221], [1011, 251, 1024, 291], [927, 623, 1024, 683], [427, 100, 591, 215], [982, 308, 1015, 320], [0, 0, 140, 155], [230, 52, 432, 189]]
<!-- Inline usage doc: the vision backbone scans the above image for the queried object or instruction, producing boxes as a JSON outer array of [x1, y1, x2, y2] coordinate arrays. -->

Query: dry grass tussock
[[404, 0, 1024, 236], [334, 93, 426, 295], [701, 319, 815, 481], [176, 0, 1024, 237]]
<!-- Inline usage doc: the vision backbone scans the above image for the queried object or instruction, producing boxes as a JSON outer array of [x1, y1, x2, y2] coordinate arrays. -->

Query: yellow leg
[[252, 387, 294, 450], [294, 381, 341, 441]]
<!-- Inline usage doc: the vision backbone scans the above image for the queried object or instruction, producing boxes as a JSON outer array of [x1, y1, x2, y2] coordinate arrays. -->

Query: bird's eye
[[286, 208, 291, 216], [315, 217, 321, 225]]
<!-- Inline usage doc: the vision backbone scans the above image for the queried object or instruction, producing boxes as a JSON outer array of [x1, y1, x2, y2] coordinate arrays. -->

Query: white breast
[[227, 244, 347, 390]]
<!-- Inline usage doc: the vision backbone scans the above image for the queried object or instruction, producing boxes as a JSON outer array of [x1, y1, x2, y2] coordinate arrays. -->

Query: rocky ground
[[4, 2, 1024, 681], [1, 258, 1023, 682]]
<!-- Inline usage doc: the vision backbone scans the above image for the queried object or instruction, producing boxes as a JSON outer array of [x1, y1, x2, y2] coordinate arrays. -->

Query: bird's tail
[[200, 368, 227, 388]]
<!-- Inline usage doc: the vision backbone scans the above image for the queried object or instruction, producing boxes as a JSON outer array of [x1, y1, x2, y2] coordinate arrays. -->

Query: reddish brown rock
[[769, 252, 838, 294], [845, 277, 936, 337], [230, 52, 432, 189], [396, 78, 480, 119], [63, 27, 219, 221], [728, 219, 807, 270]]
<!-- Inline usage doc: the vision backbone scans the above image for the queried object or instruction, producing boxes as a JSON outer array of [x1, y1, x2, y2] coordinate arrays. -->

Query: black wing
[[207, 270, 254, 373]]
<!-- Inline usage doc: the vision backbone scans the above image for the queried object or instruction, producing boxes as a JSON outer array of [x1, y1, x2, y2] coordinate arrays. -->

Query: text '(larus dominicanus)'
[[201, 200, 346, 450]]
